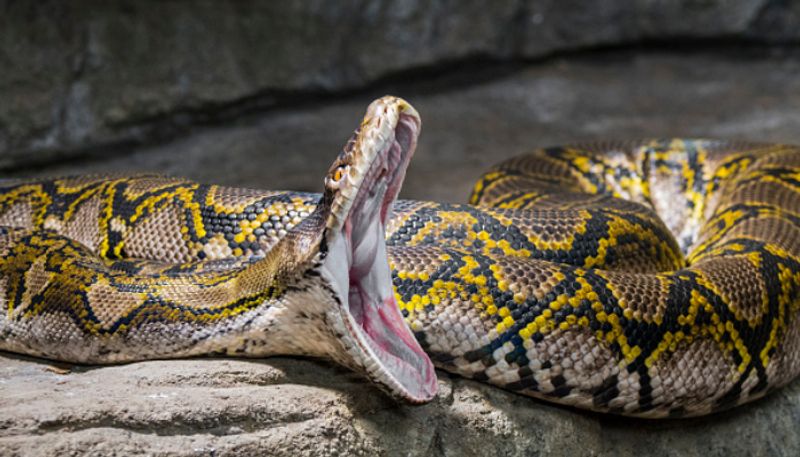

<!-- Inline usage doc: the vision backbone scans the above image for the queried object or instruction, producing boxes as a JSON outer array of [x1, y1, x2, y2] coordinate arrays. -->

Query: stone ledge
[[0, 353, 798, 456]]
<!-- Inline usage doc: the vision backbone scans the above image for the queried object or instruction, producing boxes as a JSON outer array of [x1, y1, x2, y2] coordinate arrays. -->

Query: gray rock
[[0, 354, 798, 456], [2, 0, 799, 169], [2, 50, 800, 456], [17, 50, 800, 203]]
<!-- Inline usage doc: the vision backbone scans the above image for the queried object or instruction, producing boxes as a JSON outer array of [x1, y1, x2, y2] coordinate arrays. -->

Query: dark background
[[3, 0, 800, 202]]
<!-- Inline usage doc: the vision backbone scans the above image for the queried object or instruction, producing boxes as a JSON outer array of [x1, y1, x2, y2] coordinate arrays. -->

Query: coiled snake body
[[1, 97, 799, 417]]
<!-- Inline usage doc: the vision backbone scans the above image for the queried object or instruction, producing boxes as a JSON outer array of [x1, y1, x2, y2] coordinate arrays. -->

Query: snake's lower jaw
[[317, 98, 437, 403], [320, 223, 437, 403]]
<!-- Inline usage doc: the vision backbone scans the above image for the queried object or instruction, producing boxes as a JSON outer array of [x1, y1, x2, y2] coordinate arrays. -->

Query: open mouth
[[320, 103, 437, 403]]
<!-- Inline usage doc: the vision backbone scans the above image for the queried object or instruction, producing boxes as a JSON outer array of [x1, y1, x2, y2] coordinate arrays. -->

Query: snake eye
[[333, 165, 350, 182], [327, 165, 348, 189]]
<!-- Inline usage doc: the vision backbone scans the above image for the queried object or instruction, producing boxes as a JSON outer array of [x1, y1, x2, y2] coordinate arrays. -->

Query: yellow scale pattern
[[0, 176, 316, 360], [1, 138, 800, 417], [385, 139, 800, 416]]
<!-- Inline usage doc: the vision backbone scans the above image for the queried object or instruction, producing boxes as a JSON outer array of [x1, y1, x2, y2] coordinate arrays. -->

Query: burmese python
[[1, 96, 799, 418]]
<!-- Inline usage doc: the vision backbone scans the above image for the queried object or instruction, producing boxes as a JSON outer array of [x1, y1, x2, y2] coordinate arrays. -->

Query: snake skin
[[1, 106, 799, 416], [390, 139, 800, 416]]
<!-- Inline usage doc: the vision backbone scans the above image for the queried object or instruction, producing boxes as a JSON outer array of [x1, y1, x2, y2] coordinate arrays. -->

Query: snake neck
[[163, 96, 437, 402], [0, 96, 436, 404]]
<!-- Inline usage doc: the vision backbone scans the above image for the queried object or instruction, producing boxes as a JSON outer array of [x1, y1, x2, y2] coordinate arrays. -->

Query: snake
[[1, 96, 799, 418]]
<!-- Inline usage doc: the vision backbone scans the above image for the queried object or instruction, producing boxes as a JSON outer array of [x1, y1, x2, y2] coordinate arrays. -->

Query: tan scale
[[126, 204, 196, 263]]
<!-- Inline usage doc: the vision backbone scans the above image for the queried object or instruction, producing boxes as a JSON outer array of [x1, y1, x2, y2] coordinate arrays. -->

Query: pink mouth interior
[[341, 113, 437, 402]]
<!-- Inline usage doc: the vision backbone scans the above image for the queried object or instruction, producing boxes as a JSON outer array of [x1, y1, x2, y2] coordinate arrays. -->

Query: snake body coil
[[1, 97, 799, 417]]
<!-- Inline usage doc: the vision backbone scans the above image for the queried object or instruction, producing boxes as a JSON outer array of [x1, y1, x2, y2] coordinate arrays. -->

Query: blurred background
[[3, 0, 800, 202]]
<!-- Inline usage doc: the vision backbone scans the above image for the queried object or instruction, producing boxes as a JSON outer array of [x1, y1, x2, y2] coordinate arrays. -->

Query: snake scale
[[1, 96, 799, 418]]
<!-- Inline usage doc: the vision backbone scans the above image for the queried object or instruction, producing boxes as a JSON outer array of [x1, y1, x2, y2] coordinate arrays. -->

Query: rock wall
[[2, 0, 800, 169]]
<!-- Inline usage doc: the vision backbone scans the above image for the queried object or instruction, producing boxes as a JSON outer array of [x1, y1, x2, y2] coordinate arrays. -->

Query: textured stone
[[2, 49, 800, 456], [0, 354, 798, 456], [18, 50, 800, 203], [2, 0, 800, 169]]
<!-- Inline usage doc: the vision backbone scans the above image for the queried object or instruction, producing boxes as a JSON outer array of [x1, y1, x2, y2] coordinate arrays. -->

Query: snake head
[[310, 96, 437, 403]]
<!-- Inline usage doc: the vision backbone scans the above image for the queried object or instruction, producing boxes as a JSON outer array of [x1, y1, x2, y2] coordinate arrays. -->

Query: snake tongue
[[319, 99, 437, 403]]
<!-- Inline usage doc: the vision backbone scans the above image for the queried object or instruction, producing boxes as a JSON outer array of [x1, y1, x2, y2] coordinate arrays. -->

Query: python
[[1, 96, 799, 417]]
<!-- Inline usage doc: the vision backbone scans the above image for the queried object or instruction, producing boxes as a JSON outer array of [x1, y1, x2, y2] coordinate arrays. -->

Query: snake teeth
[[318, 96, 436, 403]]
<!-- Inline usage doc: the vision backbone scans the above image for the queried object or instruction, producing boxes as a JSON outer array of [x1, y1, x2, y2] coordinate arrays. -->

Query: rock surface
[[1, 354, 799, 457], [2, 0, 800, 169], [15, 49, 800, 203], [2, 49, 800, 456]]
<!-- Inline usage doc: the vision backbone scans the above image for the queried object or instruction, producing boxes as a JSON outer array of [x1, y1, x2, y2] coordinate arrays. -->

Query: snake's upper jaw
[[318, 96, 437, 403]]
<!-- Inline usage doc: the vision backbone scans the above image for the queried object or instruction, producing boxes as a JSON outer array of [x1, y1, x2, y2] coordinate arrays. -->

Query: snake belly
[[1, 123, 799, 414]]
